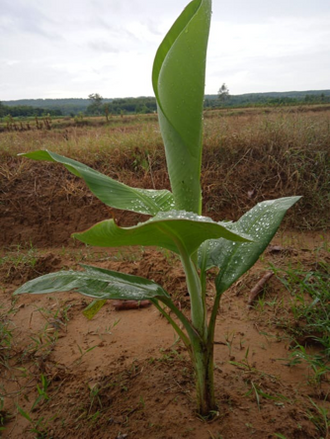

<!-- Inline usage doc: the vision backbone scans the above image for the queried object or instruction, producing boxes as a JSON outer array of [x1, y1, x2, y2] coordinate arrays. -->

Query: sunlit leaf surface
[[73, 210, 252, 256], [198, 197, 301, 294], [20, 150, 175, 215], [14, 264, 170, 301]]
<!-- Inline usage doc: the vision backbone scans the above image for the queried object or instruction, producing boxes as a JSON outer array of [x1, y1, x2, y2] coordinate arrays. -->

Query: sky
[[1, 0, 330, 101]]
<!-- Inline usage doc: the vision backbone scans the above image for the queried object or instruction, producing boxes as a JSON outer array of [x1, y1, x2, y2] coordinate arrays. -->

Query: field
[[0, 106, 329, 438]]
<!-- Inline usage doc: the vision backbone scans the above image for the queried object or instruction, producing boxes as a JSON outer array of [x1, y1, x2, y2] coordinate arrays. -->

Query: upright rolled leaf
[[152, 0, 211, 214]]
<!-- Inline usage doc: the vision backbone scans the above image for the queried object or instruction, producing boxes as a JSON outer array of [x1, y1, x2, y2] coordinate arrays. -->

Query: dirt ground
[[1, 167, 329, 438]]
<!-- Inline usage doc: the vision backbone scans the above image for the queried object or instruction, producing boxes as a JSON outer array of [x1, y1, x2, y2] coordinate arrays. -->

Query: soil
[[1, 166, 329, 438]]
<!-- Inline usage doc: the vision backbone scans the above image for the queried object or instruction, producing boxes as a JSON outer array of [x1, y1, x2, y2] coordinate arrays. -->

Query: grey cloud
[[88, 40, 121, 53], [1, 0, 330, 100], [0, 0, 60, 39], [216, 0, 330, 23], [143, 18, 163, 36], [92, 17, 138, 40]]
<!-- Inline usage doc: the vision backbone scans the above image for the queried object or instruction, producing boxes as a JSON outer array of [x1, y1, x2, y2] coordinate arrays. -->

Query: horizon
[[3, 88, 330, 103]]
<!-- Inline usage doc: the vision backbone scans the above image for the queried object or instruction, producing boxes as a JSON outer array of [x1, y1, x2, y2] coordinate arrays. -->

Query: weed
[[32, 374, 50, 411], [244, 379, 289, 410], [16, 403, 56, 437], [224, 332, 235, 357], [88, 383, 103, 414], [0, 395, 9, 432], [306, 397, 329, 438], [229, 346, 254, 371], [0, 245, 38, 272], [0, 307, 14, 362], [103, 318, 121, 335], [208, 432, 224, 439], [282, 344, 329, 387], [0, 301, 19, 375], [27, 323, 59, 361], [272, 264, 330, 358], [74, 343, 99, 365]]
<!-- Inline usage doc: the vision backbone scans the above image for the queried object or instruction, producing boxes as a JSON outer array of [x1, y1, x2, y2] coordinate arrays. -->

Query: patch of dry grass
[[202, 108, 330, 229], [1, 107, 329, 230]]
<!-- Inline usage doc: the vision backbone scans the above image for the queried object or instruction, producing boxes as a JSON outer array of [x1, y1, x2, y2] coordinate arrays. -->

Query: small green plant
[[32, 374, 50, 411], [306, 397, 329, 438], [75, 343, 98, 365], [272, 264, 330, 358], [88, 383, 103, 414], [0, 301, 17, 369], [0, 245, 37, 271], [0, 394, 8, 432], [281, 344, 330, 387], [14, 0, 300, 415], [16, 403, 56, 438]]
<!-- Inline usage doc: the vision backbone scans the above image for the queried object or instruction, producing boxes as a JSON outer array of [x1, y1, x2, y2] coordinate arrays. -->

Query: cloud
[[1, 0, 330, 99], [0, 0, 60, 39], [88, 40, 122, 54], [207, 11, 330, 94]]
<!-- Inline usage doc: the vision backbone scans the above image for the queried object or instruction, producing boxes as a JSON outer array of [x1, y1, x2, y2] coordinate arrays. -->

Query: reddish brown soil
[[1, 138, 327, 249], [1, 238, 329, 439], [0, 161, 149, 248], [0, 160, 329, 438]]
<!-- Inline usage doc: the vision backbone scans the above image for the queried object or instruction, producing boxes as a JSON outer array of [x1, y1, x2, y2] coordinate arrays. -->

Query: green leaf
[[16, 404, 32, 423], [14, 264, 170, 301], [19, 150, 174, 215], [198, 197, 301, 294], [72, 210, 252, 256], [152, 0, 211, 213], [83, 299, 107, 320]]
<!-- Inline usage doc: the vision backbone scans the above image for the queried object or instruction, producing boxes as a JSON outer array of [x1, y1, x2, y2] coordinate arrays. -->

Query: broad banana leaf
[[73, 210, 252, 256], [19, 150, 174, 215], [14, 264, 170, 300], [198, 197, 301, 294], [152, 0, 211, 214]]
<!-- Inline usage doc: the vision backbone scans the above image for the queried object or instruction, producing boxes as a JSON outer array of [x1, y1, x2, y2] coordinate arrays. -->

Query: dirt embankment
[[1, 140, 328, 249]]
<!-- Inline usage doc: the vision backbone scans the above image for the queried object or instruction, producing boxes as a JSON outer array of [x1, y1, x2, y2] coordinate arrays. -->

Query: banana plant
[[14, 0, 300, 415]]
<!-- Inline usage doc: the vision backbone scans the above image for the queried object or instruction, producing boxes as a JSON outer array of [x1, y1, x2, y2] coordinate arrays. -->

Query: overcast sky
[[1, 0, 330, 100]]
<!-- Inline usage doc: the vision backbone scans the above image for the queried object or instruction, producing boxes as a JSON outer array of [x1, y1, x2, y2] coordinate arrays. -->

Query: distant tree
[[0, 101, 5, 118], [104, 103, 111, 122], [218, 83, 230, 105], [87, 93, 103, 115]]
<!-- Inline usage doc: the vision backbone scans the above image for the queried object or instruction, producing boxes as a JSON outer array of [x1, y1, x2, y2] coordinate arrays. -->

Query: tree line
[[204, 84, 330, 108], [2, 88, 330, 119], [1, 96, 157, 118], [0, 101, 62, 118], [86, 94, 156, 117]]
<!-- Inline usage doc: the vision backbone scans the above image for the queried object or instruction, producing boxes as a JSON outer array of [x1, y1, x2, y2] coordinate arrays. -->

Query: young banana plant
[[14, 0, 300, 415]]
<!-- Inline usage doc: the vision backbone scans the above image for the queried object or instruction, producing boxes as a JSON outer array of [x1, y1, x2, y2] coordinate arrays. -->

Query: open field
[[0, 106, 329, 438]]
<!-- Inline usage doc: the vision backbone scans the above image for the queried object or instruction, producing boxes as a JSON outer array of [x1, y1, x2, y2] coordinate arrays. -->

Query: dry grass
[[202, 108, 330, 228], [1, 106, 329, 231]]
